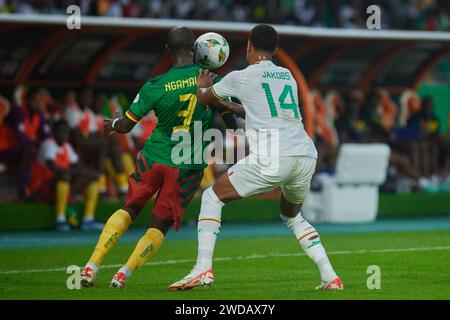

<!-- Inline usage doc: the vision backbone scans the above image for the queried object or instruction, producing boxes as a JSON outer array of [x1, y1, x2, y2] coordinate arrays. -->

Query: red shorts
[[125, 152, 204, 230]]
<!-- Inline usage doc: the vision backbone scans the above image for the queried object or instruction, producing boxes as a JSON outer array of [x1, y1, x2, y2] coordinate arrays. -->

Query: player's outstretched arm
[[196, 69, 218, 105], [104, 114, 136, 137]]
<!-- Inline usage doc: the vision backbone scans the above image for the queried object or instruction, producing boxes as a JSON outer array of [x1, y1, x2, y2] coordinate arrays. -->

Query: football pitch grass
[[0, 221, 449, 300]]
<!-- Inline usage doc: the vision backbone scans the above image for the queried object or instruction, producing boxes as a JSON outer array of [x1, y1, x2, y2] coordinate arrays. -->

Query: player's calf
[[280, 212, 340, 286]]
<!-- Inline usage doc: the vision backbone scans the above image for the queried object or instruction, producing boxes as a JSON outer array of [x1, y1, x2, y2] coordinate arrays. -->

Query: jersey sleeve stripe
[[125, 111, 140, 123], [211, 86, 225, 100]]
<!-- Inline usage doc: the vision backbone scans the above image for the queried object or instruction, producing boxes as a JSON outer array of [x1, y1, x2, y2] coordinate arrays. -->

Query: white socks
[[193, 189, 338, 283], [195, 187, 224, 272], [118, 266, 132, 277], [85, 262, 98, 273], [281, 212, 337, 283]]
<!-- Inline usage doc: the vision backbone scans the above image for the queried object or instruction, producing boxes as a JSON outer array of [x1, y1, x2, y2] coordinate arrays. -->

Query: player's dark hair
[[167, 26, 195, 54], [249, 24, 279, 53]]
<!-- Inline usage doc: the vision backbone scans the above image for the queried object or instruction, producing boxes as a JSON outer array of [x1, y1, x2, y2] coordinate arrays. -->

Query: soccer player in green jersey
[[80, 26, 239, 288]]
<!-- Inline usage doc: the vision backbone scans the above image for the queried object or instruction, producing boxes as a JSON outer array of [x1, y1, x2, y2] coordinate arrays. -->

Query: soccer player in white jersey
[[170, 25, 343, 291]]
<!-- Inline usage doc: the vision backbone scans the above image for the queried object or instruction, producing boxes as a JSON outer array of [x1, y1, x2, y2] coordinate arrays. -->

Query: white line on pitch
[[1, 245, 449, 275]]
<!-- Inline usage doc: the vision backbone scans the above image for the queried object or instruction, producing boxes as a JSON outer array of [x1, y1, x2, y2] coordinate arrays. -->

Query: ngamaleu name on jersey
[[164, 77, 197, 91]]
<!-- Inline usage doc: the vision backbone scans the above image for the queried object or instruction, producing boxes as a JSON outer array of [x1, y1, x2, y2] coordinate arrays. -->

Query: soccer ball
[[194, 32, 230, 70]]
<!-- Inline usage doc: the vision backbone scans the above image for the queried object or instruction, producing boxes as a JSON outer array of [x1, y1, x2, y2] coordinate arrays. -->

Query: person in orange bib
[[30, 120, 103, 231], [0, 89, 50, 199], [91, 92, 130, 195]]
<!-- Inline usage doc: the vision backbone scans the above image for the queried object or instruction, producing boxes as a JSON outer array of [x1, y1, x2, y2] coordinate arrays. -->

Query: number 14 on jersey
[[261, 83, 300, 120]]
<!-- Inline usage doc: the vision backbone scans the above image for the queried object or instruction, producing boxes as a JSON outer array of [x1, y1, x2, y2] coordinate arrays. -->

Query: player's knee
[[280, 192, 302, 218], [199, 187, 224, 218], [201, 187, 224, 207], [123, 206, 141, 221], [198, 187, 224, 221], [148, 216, 173, 235]]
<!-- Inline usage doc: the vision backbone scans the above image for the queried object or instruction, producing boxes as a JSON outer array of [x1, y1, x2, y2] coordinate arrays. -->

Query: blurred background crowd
[[310, 88, 450, 193], [0, 1, 449, 230], [1, 84, 449, 206], [0, 86, 156, 202], [1, 0, 449, 31]]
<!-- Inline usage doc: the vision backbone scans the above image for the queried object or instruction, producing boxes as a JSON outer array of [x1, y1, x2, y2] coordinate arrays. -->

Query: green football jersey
[[125, 64, 214, 169]]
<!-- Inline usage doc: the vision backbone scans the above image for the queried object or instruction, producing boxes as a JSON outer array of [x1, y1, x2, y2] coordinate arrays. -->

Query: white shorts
[[227, 156, 317, 204]]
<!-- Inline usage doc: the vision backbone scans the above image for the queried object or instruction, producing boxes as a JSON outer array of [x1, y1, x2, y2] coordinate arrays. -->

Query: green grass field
[[1, 228, 449, 300]]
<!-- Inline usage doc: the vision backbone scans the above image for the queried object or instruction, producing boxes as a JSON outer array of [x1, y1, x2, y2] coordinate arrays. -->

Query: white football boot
[[169, 268, 215, 291], [80, 266, 96, 288], [315, 277, 344, 290], [110, 271, 127, 289]]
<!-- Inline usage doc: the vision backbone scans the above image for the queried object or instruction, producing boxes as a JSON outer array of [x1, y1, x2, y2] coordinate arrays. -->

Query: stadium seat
[[302, 143, 391, 223]]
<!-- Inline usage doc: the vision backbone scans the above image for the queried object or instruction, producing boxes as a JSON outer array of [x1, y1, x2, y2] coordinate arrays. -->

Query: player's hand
[[198, 69, 217, 88], [104, 111, 120, 138]]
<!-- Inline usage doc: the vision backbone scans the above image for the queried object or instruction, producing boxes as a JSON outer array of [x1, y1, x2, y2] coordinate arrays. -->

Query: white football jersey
[[64, 104, 100, 134], [212, 60, 317, 158], [38, 138, 79, 166]]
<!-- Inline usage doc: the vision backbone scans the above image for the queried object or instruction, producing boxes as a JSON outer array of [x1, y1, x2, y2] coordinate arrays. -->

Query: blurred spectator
[[91, 92, 129, 196], [356, 90, 421, 184], [294, 0, 318, 26], [15, 0, 37, 14], [0, 89, 51, 198], [399, 89, 422, 128], [63, 88, 109, 192], [0, 83, 448, 206], [123, 0, 142, 17], [440, 113, 450, 180], [29, 119, 103, 231], [5, 0, 450, 31], [0, 0, 10, 13], [312, 90, 339, 172], [378, 89, 397, 131], [407, 96, 440, 178], [335, 89, 366, 143], [0, 95, 14, 176], [105, 0, 123, 17]]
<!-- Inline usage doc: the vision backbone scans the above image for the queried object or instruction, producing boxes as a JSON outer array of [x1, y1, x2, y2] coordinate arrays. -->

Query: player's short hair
[[167, 26, 195, 54], [249, 25, 279, 53]]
